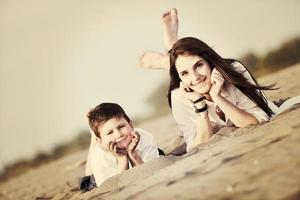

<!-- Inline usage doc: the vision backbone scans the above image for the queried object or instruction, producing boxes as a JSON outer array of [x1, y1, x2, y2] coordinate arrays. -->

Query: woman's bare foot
[[161, 8, 178, 51], [139, 51, 169, 70]]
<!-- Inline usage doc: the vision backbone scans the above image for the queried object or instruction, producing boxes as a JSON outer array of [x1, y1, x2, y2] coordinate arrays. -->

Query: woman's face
[[175, 54, 212, 94]]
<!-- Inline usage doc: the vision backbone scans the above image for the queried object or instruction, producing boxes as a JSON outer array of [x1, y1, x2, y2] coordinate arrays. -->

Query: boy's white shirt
[[171, 61, 281, 152], [86, 128, 159, 186]]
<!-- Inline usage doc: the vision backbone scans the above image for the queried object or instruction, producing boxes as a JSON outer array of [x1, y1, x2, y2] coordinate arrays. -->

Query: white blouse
[[86, 128, 159, 186], [171, 61, 279, 152]]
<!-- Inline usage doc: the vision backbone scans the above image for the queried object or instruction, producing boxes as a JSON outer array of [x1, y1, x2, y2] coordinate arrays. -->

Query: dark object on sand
[[79, 175, 97, 192], [158, 148, 166, 156]]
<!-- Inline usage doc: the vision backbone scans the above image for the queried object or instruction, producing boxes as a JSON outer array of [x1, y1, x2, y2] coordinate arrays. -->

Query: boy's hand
[[108, 141, 127, 159], [127, 131, 144, 166], [127, 131, 140, 153]]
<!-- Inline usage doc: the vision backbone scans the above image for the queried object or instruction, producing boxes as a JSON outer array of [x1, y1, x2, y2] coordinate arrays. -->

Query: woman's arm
[[210, 68, 259, 127], [190, 112, 213, 149], [213, 95, 259, 127], [174, 83, 214, 150]]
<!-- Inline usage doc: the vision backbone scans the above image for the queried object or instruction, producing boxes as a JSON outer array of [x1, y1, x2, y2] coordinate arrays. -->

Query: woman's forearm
[[213, 95, 258, 127], [191, 113, 213, 148]]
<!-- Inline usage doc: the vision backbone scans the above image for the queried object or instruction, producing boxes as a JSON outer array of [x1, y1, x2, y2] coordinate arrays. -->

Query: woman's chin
[[193, 85, 210, 94]]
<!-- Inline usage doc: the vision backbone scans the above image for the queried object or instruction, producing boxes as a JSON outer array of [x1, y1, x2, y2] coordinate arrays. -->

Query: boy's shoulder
[[134, 128, 155, 149], [134, 127, 153, 137]]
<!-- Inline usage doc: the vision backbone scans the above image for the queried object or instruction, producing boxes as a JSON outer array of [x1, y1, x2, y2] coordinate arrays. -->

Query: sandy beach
[[1, 64, 300, 200]]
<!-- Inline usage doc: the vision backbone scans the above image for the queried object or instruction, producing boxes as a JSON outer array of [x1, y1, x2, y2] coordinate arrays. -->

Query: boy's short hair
[[87, 103, 131, 138]]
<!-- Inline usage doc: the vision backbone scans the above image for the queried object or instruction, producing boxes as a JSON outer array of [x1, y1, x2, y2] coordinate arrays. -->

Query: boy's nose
[[114, 130, 122, 138]]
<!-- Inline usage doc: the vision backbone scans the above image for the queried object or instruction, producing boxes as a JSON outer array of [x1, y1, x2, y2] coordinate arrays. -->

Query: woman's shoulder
[[231, 61, 247, 72], [230, 60, 256, 85], [171, 88, 182, 97], [171, 88, 190, 104]]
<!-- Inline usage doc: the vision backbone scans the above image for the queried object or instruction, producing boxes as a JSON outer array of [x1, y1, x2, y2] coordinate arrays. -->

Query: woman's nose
[[191, 71, 200, 82]]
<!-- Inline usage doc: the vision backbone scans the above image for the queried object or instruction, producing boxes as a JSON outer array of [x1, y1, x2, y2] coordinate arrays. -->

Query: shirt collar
[[220, 82, 231, 99]]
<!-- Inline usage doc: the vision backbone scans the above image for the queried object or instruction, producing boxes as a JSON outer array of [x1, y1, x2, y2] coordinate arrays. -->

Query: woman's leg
[[162, 8, 178, 51], [139, 8, 178, 70], [139, 51, 169, 70]]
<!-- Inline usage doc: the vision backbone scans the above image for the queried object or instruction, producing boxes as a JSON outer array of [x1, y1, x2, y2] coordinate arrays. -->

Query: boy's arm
[[116, 156, 129, 172], [107, 141, 129, 172], [127, 131, 144, 167], [128, 151, 144, 167]]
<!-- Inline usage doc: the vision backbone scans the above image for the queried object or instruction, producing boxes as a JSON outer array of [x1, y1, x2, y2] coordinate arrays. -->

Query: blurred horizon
[[1, 0, 300, 172]]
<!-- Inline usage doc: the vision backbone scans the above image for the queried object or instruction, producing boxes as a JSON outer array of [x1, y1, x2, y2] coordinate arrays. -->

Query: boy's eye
[[118, 124, 125, 129], [107, 131, 113, 135]]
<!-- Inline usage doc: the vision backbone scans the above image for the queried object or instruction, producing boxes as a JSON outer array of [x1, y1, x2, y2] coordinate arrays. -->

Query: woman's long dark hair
[[168, 37, 276, 117]]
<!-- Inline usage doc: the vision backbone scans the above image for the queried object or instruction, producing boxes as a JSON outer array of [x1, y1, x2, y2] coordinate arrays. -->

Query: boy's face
[[97, 117, 133, 151]]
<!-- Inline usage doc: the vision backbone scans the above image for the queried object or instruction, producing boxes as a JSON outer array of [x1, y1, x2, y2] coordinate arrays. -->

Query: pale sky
[[0, 0, 299, 170]]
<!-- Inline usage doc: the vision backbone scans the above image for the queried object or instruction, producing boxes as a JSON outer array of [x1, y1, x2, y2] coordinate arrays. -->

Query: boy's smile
[[97, 117, 133, 150]]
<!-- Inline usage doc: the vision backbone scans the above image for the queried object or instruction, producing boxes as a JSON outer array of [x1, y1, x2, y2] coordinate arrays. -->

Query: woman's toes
[[170, 8, 178, 23]]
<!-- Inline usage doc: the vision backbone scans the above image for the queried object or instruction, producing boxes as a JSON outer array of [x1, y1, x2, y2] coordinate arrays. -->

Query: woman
[[140, 8, 299, 152], [168, 37, 277, 151]]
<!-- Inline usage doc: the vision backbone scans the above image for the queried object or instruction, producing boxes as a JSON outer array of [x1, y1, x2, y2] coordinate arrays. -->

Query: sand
[[1, 64, 300, 200]]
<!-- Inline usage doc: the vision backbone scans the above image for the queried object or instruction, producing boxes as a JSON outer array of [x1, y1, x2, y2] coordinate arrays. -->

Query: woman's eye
[[181, 72, 187, 76], [196, 63, 203, 68]]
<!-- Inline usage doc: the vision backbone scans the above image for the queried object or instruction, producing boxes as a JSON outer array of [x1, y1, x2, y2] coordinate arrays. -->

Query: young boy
[[84, 103, 160, 187]]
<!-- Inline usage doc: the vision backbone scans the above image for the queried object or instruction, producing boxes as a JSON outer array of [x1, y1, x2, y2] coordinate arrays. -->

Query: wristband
[[195, 104, 208, 113], [193, 96, 206, 104]]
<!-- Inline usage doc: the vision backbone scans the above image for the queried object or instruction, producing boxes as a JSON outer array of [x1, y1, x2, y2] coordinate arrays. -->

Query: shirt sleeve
[[234, 85, 269, 123], [85, 127, 98, 176], [231, 61, 270, 122], [171, 91, 197, 152], [90, 146, 119, 187], [135, 128, 159, 162]]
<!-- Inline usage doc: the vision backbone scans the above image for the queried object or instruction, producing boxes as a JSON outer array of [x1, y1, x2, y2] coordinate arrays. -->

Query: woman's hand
[[209, 68, 225, 100], [180, 82, 203, 101], [180, 82, 206, 106]]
